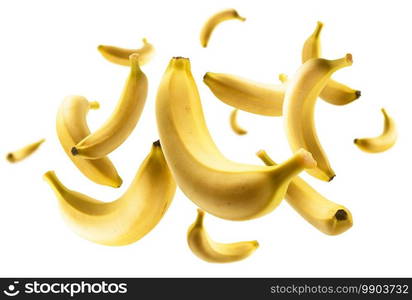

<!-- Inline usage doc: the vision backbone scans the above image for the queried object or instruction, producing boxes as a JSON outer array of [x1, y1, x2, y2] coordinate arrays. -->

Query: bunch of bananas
[[6, 9, 397, 264]]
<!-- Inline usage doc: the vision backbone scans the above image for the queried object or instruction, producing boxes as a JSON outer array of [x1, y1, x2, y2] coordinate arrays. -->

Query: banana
[[6, 139, 45, 163], [256, 150, 353, 235], [98, 38, 154, 66], [71, 53, 148, 159], [156, 57, 317, 221], [43, 141, 176, 246], [302, 21, 361, 105], [354, 108, 397, 153], [187, 209, 259, 263], [203, 72, 285, 116], [284, 55, 353, 181], [229, 109, 247, 135], [56, 95, 122, 188], [200, 9, 246, 48]]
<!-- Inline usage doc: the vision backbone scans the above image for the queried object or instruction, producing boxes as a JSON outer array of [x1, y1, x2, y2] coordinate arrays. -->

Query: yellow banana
[[72, 53, 148, 159], [302, 21, 361, 105], [156, 57, 317, 221], [203, 72, 285, 116], [354, 108, 397, 153], [43, 141, 176, 246], [56, 95, 122, 188], [98, 38, 154, 66], [229, 109, 247, 135], [6, 139, 45, 163], [187, 209, 259, 263], [256, 150, 353, 235], [200, 9, 246, 48], [284, 55, 353, 181]]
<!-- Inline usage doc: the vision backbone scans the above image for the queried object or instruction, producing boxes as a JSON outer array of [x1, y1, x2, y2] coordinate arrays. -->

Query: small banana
[[200, 9, 246, 47], [56, 95, 122, 188], [257, 150, 353, 235], [203, 72, 285, 116], [354, 108, 397, 153], [72, 54, 148, 159], [43, 141, 176, 246], [284, 55, 353, 181], [187, 209, 259, 263], [98, 38, 154, 66], [156, 57, 317, 221], [302, 21, 361, 105], [229, 109, 247, 135], [6, 139, 45, 163]]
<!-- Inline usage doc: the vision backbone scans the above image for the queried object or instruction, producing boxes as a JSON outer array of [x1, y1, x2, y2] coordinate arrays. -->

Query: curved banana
[[43, 141, 176, 246], [72, 54, 148, 159], [6, 139, 45, 163], [200, 9, 246, 48], [203, 72, 285, 116], [187, 209, 259, 263], [284, 55, 353, 181], [354, 108, 397, 153], [98, 38, 154, 66], [156, 57, 317, 221], [229, 109, 247, 135], [56, 95, 122, 188], [302, 21, 361, 105], [257, 150, 353, 235]]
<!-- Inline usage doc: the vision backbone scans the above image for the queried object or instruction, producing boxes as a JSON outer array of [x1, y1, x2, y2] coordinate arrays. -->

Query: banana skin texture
[[187, 209, 259, 263], [283, 55, 353, 181], [6, 139, 45, 163], [72, 53, 148, 159], [156, 57, 317, 221], [257, 150, 353, 235], [200, 9, 246, 47], [302, 21, 361, 105], [56, 95, 122, 188], [354, 108, 397, 153], [43, 141, 176, 246]]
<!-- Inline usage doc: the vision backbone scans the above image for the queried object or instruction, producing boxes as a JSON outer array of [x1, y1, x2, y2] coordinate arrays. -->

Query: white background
[[0, 0, 411, 277]]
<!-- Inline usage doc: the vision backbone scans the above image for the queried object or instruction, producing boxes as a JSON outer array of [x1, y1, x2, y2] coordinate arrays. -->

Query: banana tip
[[153, 140, 161, 147], [345, 53, 353, 64], [335, 209, 348, 221], [353, 138, 358, 144], [355, 90, 361, 99], [328, 174, 336, 182], [71, 147, 79, 156], [6, 153, 15, 163]]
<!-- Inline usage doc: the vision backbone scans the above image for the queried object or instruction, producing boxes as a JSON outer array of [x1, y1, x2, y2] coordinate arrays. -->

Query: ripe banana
[[6, 139, 45, 163], [354, 108, 397, 153], [56, 95, 122, 188], [72, 53, 148, 159], [200, 9, 246, 48], [256, 150, 353, 235], [43, 141, 176, 246], [229, 109, 247, 135], [187, 209, 259, 263], [156, 57, 317, 221], [203, 72, 285, 116], [284, 55, 353, 181], [302, 21, 361, 105], [98, 38, 154, 66]]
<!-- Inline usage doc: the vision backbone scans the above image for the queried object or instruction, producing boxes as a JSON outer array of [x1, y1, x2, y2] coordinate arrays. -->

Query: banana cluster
[[6, 8, 397, 264]]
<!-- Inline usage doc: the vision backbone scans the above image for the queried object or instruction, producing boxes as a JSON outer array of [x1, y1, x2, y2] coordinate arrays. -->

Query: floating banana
[[72, 53, 148, 159], [6, 139, 45, 163], [354, 108, 397, 153], [156, 57, 317, 221], [284, 55, 353, 181], [98, 38, 154, 66], [229, 109, 247, 135], [257, 150, 353, 235], [302, 21, 361, 105], [187, 209, 259, 263], [43, 141, 176, 246], [200, 9, 246, 48], [203, 72, 285, 116], [56, 95, 122, 188]]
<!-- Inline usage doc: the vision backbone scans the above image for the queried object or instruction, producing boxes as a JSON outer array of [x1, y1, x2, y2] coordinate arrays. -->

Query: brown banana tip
[[346, 53, 353, 63], [335, 209, 348, 221], [353, 138, 358, 144], [153, 140, 161, 147], [71, 147, 79, 156], [173, 56, 189, 60], [6, 153, 14, 162], [328, 174, 336, 182], [355, 90, 361, 98]]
